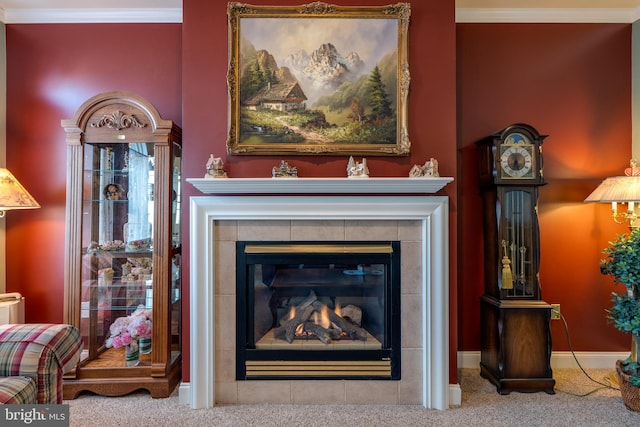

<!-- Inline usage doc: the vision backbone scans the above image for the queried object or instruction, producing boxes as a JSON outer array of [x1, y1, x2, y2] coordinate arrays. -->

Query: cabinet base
[[63, 363, 181, 399], [480, 363, 555, 395]]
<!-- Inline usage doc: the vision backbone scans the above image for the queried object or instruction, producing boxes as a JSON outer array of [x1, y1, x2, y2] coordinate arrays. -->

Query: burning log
[[273, 305, 314, 343], [301, 322, 332, 344], [272, 290, 368, 344], [312, 300, 367, 341], [295, 290, 319, 310]]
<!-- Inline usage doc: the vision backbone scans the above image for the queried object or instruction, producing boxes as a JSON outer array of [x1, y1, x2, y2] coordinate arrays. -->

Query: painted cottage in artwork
[[244, 81, 307, 112]]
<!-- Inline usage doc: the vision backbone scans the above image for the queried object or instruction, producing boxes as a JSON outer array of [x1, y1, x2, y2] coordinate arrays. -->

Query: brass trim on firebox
[[246, 360, 392, 377], [244, 244, 394, 254]]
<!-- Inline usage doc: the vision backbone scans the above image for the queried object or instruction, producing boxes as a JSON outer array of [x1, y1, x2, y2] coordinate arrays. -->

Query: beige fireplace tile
[[212, 216, 430, 406], [216, 295, 235, 350], [215, 349, 235, 382], [237, 381, 292, 404], [399, 348, 423, 405], [344, 220, 398, 240], [398, 220, 423, 241], [238, 220, 291, 241], [401, 293, 422, 349], [215, 381, 238, 404], [291, 380, 346, 404], [215, 220, 238, 241], [401, 241, 422, 295], [215, 240, 236, 296], [291, 220, 345, 240], [345, 381, 398, 404]]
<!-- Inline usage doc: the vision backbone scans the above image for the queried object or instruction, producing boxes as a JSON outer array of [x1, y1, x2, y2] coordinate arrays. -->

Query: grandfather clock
[[476, 123, 555, 394]]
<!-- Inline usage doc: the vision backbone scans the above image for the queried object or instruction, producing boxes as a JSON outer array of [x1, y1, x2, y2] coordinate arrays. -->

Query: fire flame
[[287, 302, 345, 337], [319, 305, 331, 329]]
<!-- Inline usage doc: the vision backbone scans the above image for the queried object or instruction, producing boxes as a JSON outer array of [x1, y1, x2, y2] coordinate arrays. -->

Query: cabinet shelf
[[85, 249, 153, 257], [85, 199, 130, 203]]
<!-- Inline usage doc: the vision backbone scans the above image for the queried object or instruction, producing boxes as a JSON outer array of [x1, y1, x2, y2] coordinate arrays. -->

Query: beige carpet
[[65, 369, 640, 426]]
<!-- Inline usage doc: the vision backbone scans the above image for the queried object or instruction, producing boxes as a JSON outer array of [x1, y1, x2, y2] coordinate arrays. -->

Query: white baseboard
[[177, 351, 628, 409], [178, 382, 191, 406], [457, 351, 630, 370], [449, 383, 462, 406]]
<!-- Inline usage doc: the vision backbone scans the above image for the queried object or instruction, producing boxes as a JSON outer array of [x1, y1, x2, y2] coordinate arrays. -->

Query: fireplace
[[184, 177, 453, 409], [236, 241, 401, 380]]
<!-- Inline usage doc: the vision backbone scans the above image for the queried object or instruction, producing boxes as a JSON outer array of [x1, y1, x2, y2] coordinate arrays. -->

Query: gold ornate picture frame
[[227, 2, 411, 156]]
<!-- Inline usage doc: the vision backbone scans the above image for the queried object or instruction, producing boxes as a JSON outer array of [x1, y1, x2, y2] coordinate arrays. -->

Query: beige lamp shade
[[0, 168, 40, 217], [584, 176, 640, 203]]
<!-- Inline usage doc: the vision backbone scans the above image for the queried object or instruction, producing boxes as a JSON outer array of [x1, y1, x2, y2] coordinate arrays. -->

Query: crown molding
[[0, 8, 182, 24], [1, 6, 636, 25], [456, 7, 640, 23]]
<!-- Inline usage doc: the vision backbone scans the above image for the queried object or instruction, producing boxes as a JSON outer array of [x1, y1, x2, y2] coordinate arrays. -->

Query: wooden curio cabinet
[[61, 91, 182, 398]]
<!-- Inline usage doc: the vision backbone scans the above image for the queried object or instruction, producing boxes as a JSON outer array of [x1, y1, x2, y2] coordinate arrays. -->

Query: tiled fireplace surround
[[182, 178, 456, 410]]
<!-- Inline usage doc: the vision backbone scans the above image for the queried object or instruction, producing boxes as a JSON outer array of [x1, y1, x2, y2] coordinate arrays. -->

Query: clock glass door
[[500, 188, 537, 298]]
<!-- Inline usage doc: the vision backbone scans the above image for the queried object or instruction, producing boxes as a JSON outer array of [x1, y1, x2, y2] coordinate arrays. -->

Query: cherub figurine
[[204, 154, 227, 178], [409, 158, 439, 178], [347, 156, 369, 178]]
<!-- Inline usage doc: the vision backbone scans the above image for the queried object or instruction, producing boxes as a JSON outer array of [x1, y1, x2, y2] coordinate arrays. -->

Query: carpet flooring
[[65, 368, 640, 426]]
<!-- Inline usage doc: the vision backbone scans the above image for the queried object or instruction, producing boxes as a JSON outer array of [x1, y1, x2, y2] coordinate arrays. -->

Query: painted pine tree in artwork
[[367, 65, 393, 121]]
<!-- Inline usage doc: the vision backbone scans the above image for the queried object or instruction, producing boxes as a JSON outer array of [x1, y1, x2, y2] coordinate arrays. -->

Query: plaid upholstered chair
[[0, 324, 82, 404]]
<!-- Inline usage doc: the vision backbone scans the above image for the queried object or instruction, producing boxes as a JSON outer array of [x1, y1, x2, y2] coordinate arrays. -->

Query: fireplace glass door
[[236, 241, 401, 380]]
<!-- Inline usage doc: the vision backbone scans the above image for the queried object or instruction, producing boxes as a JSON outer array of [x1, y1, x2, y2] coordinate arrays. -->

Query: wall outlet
[[551, 304, 561, 320]]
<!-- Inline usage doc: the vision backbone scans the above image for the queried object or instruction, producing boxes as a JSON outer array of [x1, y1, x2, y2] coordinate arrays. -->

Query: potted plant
[[600, 228, 640, 411]]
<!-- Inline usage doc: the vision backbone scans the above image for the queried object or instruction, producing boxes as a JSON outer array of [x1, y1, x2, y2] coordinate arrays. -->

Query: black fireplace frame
[[236, 240, 401, 380]]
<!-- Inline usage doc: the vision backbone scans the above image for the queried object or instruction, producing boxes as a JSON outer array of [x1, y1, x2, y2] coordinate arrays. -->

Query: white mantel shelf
[[186, 177, 453, 195]]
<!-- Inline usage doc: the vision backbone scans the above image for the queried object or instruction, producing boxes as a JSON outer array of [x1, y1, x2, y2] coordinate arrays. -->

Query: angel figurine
[[347, 156, 369, 178]]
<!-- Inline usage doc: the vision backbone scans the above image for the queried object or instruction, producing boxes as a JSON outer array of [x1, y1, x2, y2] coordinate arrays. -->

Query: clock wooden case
[[61, 91, 182, 398], [476, 123, 555, 395]]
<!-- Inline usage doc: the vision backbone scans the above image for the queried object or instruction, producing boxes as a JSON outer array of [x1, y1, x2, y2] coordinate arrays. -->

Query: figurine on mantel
[[204, 154, 227, 178], [347, 156, 369, 178], [272, 160, 298, 178], [409, 158, 439, 178]]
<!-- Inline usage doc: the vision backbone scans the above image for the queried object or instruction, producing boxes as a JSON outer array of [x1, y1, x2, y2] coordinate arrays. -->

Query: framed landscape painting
[[226, 2, 411, 156]]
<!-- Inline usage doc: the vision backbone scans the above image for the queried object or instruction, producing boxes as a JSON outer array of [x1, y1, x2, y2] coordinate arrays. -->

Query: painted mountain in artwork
[[284, 43, 365, 92]]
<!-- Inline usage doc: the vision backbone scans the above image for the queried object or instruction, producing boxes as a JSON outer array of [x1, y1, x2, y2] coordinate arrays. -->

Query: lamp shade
[[0, 168, 40, 216], [584, 176, 640, 203]]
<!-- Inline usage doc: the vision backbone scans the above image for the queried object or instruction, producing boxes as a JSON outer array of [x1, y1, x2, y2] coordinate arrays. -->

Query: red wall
[[182, 0, 458, 383], [4, 1, 458, 384], [5, 23, 182, 322], [5, 2, 634, 393], [457, 23, 633, 354]]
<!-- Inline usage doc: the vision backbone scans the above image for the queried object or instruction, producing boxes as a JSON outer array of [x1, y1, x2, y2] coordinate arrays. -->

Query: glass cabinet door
[[170, 142, 181, 363], [80, 142, 155, 363]]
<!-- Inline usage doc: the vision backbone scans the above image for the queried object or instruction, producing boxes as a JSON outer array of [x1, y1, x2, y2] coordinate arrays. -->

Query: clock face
[[500, 144, 534, 179]]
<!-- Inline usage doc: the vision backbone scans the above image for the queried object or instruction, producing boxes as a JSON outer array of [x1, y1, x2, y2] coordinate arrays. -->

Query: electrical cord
[[557, 312, 620, 396]]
